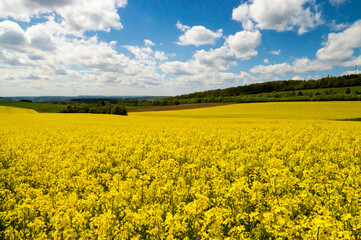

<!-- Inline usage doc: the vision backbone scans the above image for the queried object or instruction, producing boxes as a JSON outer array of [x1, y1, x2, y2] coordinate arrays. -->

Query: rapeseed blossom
[[0, 102, 360, 239]]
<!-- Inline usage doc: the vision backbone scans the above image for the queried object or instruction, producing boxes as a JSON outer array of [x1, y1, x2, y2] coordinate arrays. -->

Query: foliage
[[124, 75, 361, 107], [174, 74, 361, 99], [1, 102, 361, 239], [60, 101, 127, 116]]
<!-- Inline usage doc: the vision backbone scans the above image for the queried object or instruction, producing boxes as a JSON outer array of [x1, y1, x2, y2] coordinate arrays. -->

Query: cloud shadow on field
[[333, 118, 361, 122]]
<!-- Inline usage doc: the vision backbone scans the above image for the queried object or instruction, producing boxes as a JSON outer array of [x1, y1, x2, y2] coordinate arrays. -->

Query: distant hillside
[[2, 75, 361, 112], [140, 74, 360, 105], [71, 96, 166, 104], [0, 95, 168, 103], [175, 74, 361, 99]]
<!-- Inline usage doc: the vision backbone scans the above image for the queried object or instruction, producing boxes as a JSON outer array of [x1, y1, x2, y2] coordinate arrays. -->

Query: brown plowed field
[[127, 103, 229, 112]]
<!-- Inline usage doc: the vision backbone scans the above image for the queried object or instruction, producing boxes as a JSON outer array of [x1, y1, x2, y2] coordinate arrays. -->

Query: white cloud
[[250, 63, 295, 76], [239, 71, 262, 85], [154, 51, 168, 61], [341, 70, 358, 76], [176, 21, 190, 32], [144, 39, 155, 47], [159, 45, 243, 90], [0, 19, 166, 96], [292, 76, 303, 80], [159, 61, 196, 75], [316, 20, 361, 64], [158, 70, 246, 92], [329, 20, 350, 31], [160, 37, 257, 77], [124, 45, 169, 64], [176, 21, 223, 46], [340, 55, 361, 67], [263, 58, 269, 64], [248, 19, 361, 81], [26, 23, 56, 51], [249, 57, 331, 77], [329, 0, 348, 6], [160, 28, 261, 88], [225, 30, 261, 59], [0, 20, 28, 50], [293, 58, 331, 73], [232, 0, 322, 34], [269, 49, 281, 55], [0, 0, 127, 32], [124, 45, 156, 65], [219, 72, 242, 83], [304, 75, 320, 80], [61, 0, 126, 32], [193, 46, 236, 71]]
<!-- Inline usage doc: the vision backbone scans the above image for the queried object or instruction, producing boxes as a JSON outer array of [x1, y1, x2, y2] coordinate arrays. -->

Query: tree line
[[173, 74, 361, 99], [60, 101, 127, 115], [57, 74, 361, 111]]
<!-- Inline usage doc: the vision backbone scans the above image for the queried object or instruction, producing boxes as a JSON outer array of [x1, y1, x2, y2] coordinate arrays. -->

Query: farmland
[[0, 101, 66, 113], [1, 102, 361, 239]]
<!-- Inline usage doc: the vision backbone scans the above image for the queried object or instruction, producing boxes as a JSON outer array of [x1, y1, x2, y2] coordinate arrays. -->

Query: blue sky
[[0, 0, 360, 96]]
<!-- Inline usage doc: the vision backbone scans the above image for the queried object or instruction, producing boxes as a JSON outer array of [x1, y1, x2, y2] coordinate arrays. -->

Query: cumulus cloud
[[340, 56, 361, 68], [176, 21, 190, 32], [124, 45, 156, 65], [293, 58, 332, 73], [160, 29, 261, 76], [249, 57, 331, 76], [0, 0, 127, 32], [263, 59, 269, 64], [176, 21, 223, 46], [232, 0, 322, 34], [329, 20, 350, 31], [160, 46, 235, 76], [249, 19, 361, 80], [329, 0, 348, 6], [0, 20, 28, 50], [160, 27, 261, 88], [292, 76, 303, 80], [225, 30, 261, 59], [124, 44, 169, 65], [0, 19, 167, 96], [250, 63, 295, 76], [159, 61, 197, 76], [144, 39, 155, 47], [341, 70, 358, 76], [193, 46, 236, 71], [154, 51, 168, 61], [269, 49, 281, 55], [316, 20, 361, 64], [239, 71, 263, 85]]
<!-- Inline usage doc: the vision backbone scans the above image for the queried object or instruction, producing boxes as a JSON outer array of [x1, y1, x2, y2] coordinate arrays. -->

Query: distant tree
[[66, 105, 73, 113], [346, 88, 351, 94], [111, 105, 127, 116]]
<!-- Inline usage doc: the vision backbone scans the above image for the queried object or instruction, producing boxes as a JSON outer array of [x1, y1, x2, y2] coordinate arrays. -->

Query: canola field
[[1, 102, 361, 239]]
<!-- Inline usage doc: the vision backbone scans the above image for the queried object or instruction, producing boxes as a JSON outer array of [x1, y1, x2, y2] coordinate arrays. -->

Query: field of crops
[[0, 101, 66, 113], [1, 102, 361, 239]]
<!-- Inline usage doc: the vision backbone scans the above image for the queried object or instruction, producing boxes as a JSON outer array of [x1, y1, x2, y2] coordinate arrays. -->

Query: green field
[[0, 101, 66, 113], [283, 85, 361, 95]]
